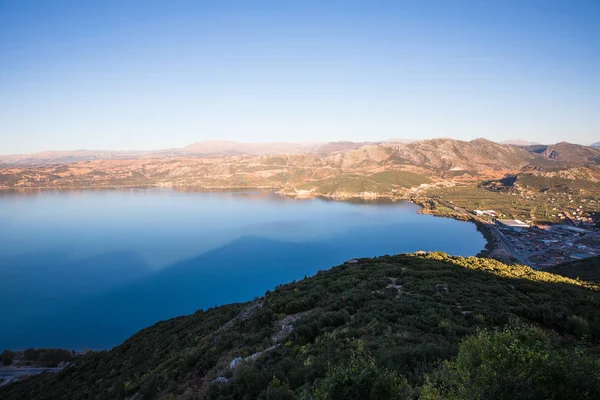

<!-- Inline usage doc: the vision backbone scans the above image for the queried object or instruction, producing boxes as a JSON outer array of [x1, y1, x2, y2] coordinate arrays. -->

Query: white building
[[496, 219, 530, 230]]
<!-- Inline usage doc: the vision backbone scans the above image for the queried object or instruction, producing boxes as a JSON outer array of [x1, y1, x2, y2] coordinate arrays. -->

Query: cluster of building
[[547, 196, 599, 227], [554, 208, 596, 226], [494, 221, 599, 268], [468, 202, 599, 268]]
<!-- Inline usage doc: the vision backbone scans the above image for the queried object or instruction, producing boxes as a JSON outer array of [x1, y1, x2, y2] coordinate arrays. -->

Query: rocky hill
[[3, 139, 596, 169], [528, 166, 600, 183], [1, 253, 598, 399], [395, 138, 547, 171], [2, 139, 599, 196], [523, 142, 600, 165], [320, 138, 549, 171]]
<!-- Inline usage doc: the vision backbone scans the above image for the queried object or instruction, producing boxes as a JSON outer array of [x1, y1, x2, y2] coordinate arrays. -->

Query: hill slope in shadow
[[2, 252, 599, 399]]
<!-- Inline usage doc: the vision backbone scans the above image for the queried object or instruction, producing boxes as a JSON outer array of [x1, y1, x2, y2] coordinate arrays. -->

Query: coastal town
[[429, 197, 600, 270], [493, 220, 600, 268]]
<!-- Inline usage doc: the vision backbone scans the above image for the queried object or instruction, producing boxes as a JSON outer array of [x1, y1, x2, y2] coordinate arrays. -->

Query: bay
[[0, 189, 486, 349]]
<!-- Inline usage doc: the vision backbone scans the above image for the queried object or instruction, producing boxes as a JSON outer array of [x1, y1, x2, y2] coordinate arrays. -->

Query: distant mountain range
[[0, 141, 369, 165], [2, 138, 599, 192], [500, 139, 541, 146], [1, 138, 598, 167], [591, 142, 600, 148]]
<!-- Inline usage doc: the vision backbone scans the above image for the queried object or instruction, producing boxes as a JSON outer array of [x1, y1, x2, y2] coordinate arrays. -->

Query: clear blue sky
[[1, 0, 599, 153]]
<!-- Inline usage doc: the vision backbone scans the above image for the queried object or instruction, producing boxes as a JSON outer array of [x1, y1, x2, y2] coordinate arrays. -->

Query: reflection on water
[[0, 189, 485, 349]]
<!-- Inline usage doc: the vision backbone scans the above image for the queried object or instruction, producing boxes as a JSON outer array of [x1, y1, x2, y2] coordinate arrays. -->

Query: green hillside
[[298, 174, 388, 194], [298, 171, 431, 195], [2, 253, 599, 399], [546, 256, 600, 283], [369, 171, 432, 188]]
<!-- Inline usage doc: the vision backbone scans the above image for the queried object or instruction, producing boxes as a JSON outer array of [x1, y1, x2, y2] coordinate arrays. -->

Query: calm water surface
[[0, 189, 485, 349]]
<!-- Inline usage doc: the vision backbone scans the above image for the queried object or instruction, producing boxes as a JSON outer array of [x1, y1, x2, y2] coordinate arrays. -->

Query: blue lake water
[[0, 189, 486, 350]]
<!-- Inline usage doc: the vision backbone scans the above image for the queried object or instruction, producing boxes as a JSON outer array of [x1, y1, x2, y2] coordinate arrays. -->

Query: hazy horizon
[[0, 136, 592, 157], [1, 1, 599, 153]]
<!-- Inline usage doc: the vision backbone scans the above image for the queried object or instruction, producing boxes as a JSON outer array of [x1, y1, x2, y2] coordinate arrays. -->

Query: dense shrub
[[313, 345, 413, 400], [2, 254, 599, 399], [421, 325, 600, 400]]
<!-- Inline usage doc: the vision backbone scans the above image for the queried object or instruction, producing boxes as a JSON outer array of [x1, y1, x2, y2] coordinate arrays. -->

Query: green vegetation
[[428, 185, 543, 221], [23, 348, 74, 367], [412, 197, 470, 221], [369, 171, 431, 188], [421, 325, 600, 399], [1, 350, 14, 366], [299, 171, 431, 195], [546, 256, 600, 284], [1, 253, 599, 399], [314, 345, 413, 400], [517, 174, 600, 193], [473, 222, 498, 258], [428, 178, 600, 224], [298, 174, 388, 194]]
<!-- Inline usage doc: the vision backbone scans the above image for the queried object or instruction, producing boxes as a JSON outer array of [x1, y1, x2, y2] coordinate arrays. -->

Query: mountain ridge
[[500, 139, 541, 146], [1, 138, 596, 167], [1, 139, 599, 201]]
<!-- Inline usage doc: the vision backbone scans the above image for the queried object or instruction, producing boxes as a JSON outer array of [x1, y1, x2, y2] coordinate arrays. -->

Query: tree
[[141, 377, 157, 400], [421, 325, 600, 400], [24, 348, 39, 360], [258, 377, 295, 400], [112, 378, 126, 400], [1, 350, 14, 366], [313, 344, 412, 400]]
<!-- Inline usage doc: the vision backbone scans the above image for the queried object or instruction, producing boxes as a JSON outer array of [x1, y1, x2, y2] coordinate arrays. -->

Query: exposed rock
[[229, 357, 242, 369], [538, 142, 600, 165], [272, 311, 312, 343], [220, 300, 263, 331], [244, 345, 279, 362]]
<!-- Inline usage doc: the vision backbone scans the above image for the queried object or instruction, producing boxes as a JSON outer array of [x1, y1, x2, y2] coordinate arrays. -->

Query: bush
[[314, 344, 413, 400], [1, 350, 14, 366], [421, 325, 600, 400]]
